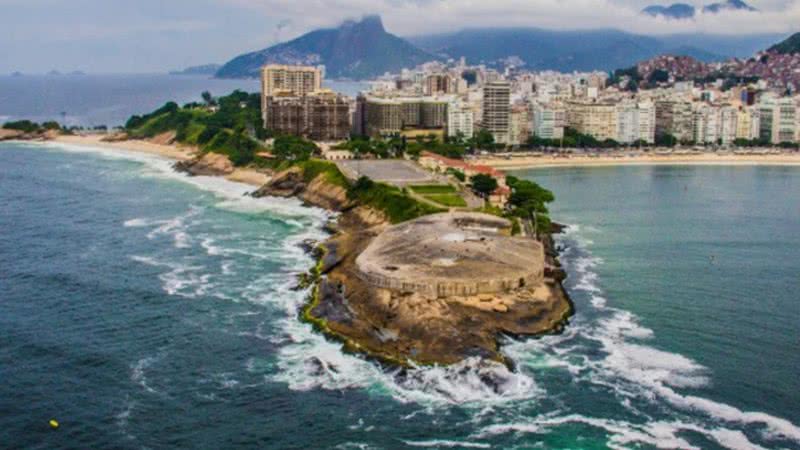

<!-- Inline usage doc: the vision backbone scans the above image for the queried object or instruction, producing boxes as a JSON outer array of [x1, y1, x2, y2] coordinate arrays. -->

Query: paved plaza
[[336, 159, 443, 185]]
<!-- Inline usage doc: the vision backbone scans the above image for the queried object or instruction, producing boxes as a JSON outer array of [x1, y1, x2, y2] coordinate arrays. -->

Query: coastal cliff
[[252, 166, 574, 367]]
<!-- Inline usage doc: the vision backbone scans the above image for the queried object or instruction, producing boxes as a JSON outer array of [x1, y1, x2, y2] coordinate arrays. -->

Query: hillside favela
[[1, 2, 800, 449]]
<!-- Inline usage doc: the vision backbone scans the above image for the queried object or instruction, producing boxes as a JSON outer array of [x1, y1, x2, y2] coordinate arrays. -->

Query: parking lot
[[336, 159, 443, 186]]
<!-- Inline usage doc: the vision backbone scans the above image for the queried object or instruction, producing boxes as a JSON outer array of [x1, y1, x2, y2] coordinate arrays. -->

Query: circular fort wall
[[355, 212, 545, 298]]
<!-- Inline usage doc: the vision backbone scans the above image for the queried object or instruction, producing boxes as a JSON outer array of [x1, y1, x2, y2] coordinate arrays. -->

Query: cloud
[[222, 0, 800, 37], [1, 0, 798, 73]]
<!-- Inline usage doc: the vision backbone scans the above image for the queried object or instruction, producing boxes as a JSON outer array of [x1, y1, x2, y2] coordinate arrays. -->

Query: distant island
[[170, 63, 221, 76]]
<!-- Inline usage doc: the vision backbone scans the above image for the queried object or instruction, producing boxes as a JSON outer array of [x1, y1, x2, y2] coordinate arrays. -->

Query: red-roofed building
[[419, 151, 507, 187]]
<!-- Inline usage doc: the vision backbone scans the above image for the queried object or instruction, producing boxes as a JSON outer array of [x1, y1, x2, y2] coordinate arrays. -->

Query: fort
[[355, 212, 545, 298]]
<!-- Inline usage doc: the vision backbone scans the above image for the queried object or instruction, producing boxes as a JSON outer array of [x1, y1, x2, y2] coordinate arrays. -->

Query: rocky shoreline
[[5, 133, 575, 367], [253, 166, 575, 367]]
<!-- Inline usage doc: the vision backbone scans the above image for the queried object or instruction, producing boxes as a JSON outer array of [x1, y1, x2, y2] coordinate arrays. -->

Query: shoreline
[[11, 131, 575, 367], [472, 152, 800, 170], [50, 134, 271, 186]]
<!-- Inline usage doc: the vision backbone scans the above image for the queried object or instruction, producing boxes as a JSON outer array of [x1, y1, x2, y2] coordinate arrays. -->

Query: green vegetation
[[3, 120, 62, 134], [348, 176, 444, 223], [470, 174, 498, 197], [409, 184, 457, 195], [332, 135, 404, 159], [272, 135, 318, 162], [125, 90, 268, 167], [609, 66, 641, 91], [506, 176, 555, 236], [768, 32, 800, 55], [296, 159, 350, 188], [424, 193, 467, 207], [527, 127, 620, 149], [446, 167, 466, 181]]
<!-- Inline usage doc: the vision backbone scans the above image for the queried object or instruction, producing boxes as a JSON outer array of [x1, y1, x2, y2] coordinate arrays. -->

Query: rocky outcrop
[[307, 212, 573, 367], [253, 164, 573, 367], [173, 152, 234, 176], [252, 167, 354, 211], [0, 128, 59, 142], [0, 128, 25, 141]]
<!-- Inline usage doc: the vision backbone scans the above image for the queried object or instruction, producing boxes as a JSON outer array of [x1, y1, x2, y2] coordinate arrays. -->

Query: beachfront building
[[719, 105, 738, 145], [261, 64, 322, 97], [482, 81, 511, 145], [261, 64, 323, 126], [655, 100, 694, 142], [758, 97, 798, 144], [355, 95, 450, 137], [616, 101, 656, 144], [264, 90, 351, 141], [735, 107, 761, 140], [447, 101, 475, 138], [566, 101, 617, 142], [509, 105, 530, 146], [532, 102, 566, 140], [692, 104, 721, 145]]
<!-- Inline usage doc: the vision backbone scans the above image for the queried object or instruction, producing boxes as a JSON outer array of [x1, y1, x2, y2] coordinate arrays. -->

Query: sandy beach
[[53, 134, 270, 187], [472, 152, 800, 170]]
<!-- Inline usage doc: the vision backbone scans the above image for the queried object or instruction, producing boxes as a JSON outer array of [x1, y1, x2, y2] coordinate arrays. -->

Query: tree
[[474, 129, 495, 150], [470, 174, 498, 197], [655, 133, 677, 147], [272, 135, 318, 161], [201, 91, 215, 106]]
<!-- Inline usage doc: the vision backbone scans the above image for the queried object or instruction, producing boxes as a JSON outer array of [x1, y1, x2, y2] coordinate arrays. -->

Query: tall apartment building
[[532, 103, 566, 140], [758, 97, 797, 144], [509, 105, 530, 146], [356, 96, 448, 137], [616, 101, 655, 144], [735, 107, 760, 140], [447, 102, 475, 138], [566, 101, 617, 142], [264, 90, 350, 141], [719, 105, 738, 145], [655, 100, 694, 142], [482, 81, 511, 144], [424, 74, 455, 95], [261, 64, 323, 124], [693, 104, 721, 144]]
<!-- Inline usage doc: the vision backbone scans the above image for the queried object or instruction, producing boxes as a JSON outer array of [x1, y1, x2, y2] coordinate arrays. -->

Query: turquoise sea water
[[1, 142, 799, 449]]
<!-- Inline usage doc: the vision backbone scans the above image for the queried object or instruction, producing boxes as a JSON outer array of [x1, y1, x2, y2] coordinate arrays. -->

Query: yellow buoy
[[49, 419, 59, 429]]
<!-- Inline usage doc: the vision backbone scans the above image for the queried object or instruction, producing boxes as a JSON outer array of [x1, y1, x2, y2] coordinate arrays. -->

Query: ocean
[[1, 142, 799, 449], [0, 74, 368, 128]]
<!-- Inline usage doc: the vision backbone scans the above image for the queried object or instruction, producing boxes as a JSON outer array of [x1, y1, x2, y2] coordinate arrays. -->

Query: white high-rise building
[[758, 97, 797, 144], [533, 103, 566, 140], [447, 101, 475, 138], [616, 101, 655, 144], [719, 105, 738, 145]]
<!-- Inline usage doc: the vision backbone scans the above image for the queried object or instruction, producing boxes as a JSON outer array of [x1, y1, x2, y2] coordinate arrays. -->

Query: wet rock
[[174, 152, 233, 176]]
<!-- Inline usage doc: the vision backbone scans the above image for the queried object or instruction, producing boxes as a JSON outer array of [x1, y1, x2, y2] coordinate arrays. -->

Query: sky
[[1, 0, 799, 73]]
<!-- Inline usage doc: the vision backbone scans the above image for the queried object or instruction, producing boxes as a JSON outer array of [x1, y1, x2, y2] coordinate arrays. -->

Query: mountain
[[216, 16, 436, 80], [703, 0, 756, 13], [642, 3, 696, 19], [767, 32, 800, 54], [408, 28, 774, 72], [170, 64, 221, 76], [642, 0, 756, 18]]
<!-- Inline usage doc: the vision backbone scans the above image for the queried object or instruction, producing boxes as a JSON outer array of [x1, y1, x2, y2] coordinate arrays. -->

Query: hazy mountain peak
[[215, 15, 435, 80], [642, 0, 756, 19]]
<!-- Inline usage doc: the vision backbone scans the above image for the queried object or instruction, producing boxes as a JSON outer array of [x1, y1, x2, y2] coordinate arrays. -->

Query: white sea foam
[[403, 439, 491, 448], [130, 354, 162, 395]]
